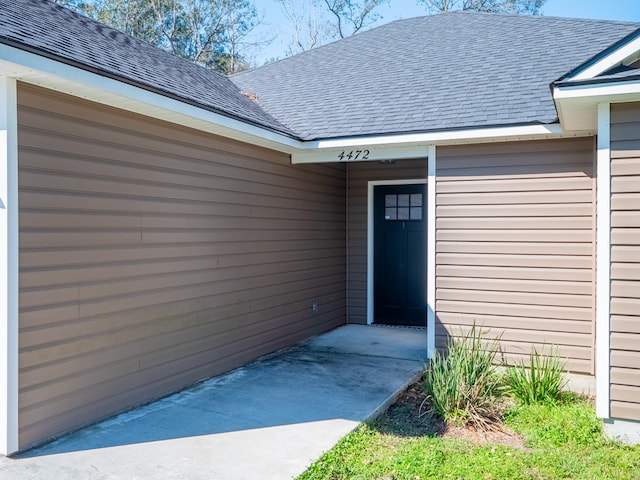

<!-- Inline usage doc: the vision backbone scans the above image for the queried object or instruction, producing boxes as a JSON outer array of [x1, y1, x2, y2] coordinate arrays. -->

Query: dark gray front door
[[373, 184, 427, 326]]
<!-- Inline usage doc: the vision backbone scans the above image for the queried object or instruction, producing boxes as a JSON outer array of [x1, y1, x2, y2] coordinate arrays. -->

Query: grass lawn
[[297, 387, 640, 480]]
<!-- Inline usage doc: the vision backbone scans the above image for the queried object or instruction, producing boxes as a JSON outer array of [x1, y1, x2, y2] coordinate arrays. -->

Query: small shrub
[[421, 324, 504, 430], [507, 345, 567, 405]]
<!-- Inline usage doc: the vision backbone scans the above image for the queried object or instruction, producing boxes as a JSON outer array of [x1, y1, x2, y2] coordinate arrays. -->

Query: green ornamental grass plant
[[507, 345, 567, 405], [421, 324, 504, 429]]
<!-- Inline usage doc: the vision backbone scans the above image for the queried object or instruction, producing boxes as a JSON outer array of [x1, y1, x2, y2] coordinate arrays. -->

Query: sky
[[250, 0, 640, 65]]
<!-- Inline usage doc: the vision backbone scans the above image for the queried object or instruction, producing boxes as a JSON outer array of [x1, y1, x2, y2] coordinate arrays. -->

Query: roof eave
[[0, 40, 303, 150], [3, 31, 620, 166], [291, 122, 590, 164], [553, 78, 640, 131]]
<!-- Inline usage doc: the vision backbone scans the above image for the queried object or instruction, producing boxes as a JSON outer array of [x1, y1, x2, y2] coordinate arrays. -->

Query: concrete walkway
[[0, 325, 426, 480]]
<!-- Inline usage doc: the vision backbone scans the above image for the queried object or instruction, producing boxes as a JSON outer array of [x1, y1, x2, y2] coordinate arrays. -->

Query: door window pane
[[385, 194, 397, 207], [385, 208, 397, 220], [383, 191, 424, 221], [398, 207, 410, 220]]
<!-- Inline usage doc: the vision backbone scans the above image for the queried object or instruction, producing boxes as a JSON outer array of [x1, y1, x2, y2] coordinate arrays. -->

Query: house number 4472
[[337, 149, 370, 161]]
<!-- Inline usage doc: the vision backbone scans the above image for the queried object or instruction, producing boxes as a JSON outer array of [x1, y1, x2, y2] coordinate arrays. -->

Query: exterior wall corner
[[0, 76, 19, 456], [595, 102, 611, 419]]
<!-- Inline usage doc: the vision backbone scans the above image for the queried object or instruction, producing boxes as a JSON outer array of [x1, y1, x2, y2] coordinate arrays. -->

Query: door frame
[[367, 178, 427, 325]]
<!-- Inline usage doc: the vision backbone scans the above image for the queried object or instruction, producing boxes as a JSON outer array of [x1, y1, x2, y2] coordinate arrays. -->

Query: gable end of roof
[[555, 27, 640, 85]]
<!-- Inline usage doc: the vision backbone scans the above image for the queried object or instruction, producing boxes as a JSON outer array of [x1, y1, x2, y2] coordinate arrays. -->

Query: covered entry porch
[[0, 325, 425, 478], [338, 138, 596, 375]]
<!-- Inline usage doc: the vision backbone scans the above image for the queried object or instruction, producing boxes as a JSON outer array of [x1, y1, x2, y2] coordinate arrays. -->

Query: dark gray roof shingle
[[231, 12, 640, 140], [2, 2, 638, 142], [0, 0, 295, 136]]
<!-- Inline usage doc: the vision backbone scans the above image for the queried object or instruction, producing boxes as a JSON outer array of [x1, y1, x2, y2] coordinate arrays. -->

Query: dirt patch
[[442, 423, 527, 449], [374, 382, 527, 450]]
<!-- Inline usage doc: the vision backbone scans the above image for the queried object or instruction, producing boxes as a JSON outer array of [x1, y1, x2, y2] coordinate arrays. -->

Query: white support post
[[426, 145, 436, 359], [595, 102, 611, 419], [0, 76, 19, 456]]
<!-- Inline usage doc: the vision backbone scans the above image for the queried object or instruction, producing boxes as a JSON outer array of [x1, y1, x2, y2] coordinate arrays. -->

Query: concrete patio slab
[[0, 324, 426, 480]]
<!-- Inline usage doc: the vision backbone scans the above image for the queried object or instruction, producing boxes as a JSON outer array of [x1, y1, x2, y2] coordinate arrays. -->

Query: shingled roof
[[0, 0, 295, 136], [231, 12, 640, 140], [1, 2, 638, 143]]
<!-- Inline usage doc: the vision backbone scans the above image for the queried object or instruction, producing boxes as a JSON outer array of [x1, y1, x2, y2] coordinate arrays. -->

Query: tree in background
[[54, 0, 547, 68], [53, 0, 262, 73], [275, 0, 388, 55], [277, 0, 332, 55], [206, 0, 266, 73], [420, 0, 546, 14], [322, 0, 389, 38]]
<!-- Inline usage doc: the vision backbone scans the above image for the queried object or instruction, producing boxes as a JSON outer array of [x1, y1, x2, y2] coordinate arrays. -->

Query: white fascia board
[[554, 79, 640, 100], [292, 124, 572, 164], [570, 35, 640, 82], [0, 44, 302, 154]]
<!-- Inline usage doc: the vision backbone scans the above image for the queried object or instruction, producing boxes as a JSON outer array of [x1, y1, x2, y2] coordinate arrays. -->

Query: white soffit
[[554, 79, 640, 131]]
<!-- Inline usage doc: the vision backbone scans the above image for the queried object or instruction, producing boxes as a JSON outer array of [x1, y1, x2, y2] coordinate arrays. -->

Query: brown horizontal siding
[[611, 401, 640, 421], [610, 103, 640, 421], [346, 160, 427, 324], [435, 139, 595, 374], [17, 84, 347, 448]]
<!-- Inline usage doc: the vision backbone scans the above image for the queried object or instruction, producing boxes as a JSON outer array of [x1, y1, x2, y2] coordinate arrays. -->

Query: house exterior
[[0, 0, 639, 454]]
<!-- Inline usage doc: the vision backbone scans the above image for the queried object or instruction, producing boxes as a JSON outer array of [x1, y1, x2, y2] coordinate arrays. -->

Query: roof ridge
[[433, 9, 640, 25]]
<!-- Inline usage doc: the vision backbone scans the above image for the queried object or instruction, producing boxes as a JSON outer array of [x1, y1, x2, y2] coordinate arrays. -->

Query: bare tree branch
[[276, 0, 332, 55], [421, 0, 546, 14], [322, 0, 388, 38]]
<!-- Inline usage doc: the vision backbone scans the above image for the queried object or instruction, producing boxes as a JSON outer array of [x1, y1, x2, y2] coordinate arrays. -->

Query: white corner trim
[[570, 34, 640, 81], [366, 178, 428, 326], [427, 146, 436, 359], [0, 76, 19, 456], [595, 102, 611, 419]]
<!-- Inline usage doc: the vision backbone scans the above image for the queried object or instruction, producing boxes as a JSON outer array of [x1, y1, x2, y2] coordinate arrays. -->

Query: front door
[[373, 184, 427, 326]]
